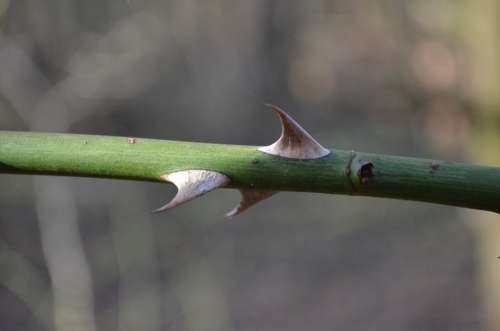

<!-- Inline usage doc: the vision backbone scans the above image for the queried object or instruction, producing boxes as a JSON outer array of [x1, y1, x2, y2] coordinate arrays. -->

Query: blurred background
[[1, 0, 500, 330]]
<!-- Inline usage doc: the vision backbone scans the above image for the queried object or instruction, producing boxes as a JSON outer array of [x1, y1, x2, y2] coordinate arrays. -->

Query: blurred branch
[[2, 130, 500, 214]]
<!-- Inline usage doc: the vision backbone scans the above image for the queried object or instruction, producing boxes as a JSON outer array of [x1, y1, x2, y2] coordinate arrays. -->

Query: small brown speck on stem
[[430, 162, 440, 173], [358, 160, 374, 184]]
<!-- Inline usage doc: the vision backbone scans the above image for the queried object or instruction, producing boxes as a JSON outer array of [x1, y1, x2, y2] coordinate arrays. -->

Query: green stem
[[1, 130, 500, 213]]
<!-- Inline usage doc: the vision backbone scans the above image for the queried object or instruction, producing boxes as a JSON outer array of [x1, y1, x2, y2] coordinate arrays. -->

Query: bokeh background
[[1, 0, 500, 330]]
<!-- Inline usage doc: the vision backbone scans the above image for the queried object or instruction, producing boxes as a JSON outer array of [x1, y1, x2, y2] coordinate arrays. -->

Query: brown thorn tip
[[153, 170, 230, 213], [225, 190, 276, 218], [258, 105, 330, 159]]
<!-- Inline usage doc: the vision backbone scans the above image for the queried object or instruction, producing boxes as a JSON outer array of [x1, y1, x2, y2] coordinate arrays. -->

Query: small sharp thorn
[[225, 189, 276, 218], [258, 104, 330, 159], [153, 170, 230, 213]]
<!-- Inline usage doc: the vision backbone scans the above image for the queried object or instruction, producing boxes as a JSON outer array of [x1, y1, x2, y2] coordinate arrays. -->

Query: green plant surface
[[2, 130, 500, 213]]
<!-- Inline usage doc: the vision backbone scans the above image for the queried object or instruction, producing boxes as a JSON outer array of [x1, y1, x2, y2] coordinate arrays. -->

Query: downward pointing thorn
[[225, 189, 276, 217], [154, 170, 230, 213]]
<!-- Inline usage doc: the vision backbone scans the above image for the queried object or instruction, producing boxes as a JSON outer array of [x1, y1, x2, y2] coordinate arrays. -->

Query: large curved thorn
[[258, 104, 330, 159], [153, 170, 230, 213], [225, 189, 276, 218]]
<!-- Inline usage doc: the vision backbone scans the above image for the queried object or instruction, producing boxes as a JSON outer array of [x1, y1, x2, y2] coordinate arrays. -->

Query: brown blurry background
[[1, 1, 500, 330]]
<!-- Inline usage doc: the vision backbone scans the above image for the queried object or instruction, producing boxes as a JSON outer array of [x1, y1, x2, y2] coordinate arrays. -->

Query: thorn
[[153, 170, 230, 213], [225, 190, 276, 217], [258, 104, 330, 159]]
